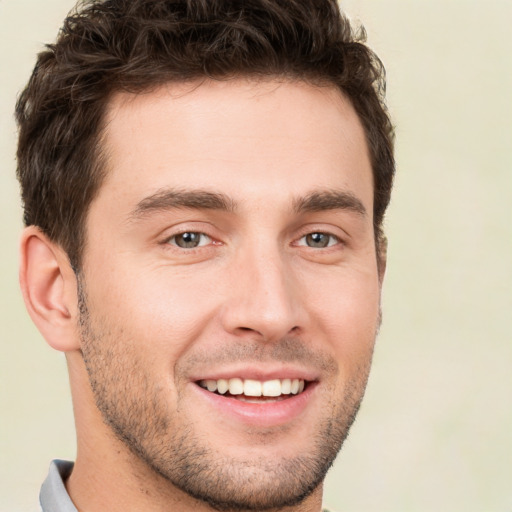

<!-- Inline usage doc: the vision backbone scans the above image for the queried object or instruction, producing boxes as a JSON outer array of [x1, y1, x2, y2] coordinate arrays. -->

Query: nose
[[220, 247, 304, 342]]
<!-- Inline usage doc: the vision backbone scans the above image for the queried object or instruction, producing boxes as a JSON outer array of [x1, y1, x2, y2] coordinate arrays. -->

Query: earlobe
[[19, 226, 80, 352]]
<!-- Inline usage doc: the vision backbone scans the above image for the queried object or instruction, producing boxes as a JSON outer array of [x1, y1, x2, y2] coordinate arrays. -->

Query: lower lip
[[191, 382, 318, 427]]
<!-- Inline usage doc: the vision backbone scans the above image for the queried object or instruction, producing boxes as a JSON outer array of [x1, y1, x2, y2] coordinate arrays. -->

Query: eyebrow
[[293, 190, 367, 216], [130, 188, 237, 220], [129, 187, 366, 221]]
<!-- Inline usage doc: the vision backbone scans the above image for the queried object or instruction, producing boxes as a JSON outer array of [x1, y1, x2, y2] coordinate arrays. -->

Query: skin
[[20, 79, 385, 512]]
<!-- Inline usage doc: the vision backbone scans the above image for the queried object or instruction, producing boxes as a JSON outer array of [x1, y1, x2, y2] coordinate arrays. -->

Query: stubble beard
[[77, 281, 374, 512]]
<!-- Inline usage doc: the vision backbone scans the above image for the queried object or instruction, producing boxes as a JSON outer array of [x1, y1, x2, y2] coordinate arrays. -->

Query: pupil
[[307, 233, 328, 248], [177, 232, 200, 248]]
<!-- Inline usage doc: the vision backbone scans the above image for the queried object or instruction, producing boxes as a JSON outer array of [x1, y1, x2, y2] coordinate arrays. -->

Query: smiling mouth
[[197, 378, 308, 403]]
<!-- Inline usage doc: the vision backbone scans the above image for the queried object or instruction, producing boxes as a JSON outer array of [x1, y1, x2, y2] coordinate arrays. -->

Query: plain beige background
[[1, 1, 511, 511]]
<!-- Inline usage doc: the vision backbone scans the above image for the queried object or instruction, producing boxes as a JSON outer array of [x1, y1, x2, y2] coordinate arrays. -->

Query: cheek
[[302, 268, 380, 359], [85, 261, 222, 363]]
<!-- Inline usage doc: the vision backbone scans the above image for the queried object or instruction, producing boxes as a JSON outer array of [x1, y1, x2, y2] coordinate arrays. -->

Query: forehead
[[96, 79, 372, 216]]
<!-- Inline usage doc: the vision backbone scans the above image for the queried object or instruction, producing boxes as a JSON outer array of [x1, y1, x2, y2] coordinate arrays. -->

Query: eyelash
[[163, 230, 343, 251]]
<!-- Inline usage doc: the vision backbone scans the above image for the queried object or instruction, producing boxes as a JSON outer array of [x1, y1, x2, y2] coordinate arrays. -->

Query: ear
[[377, 236, 387, 285], [19, 226, 80, 352]]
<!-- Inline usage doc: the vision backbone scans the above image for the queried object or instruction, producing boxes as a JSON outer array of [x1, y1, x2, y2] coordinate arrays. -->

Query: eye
[[298, 232, 340, 249], [167, 232, 212, 249]]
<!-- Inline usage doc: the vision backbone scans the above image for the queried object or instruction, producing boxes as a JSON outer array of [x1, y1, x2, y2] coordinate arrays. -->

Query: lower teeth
[[215, 392, 290, 402], [235, 395, 287, 403]]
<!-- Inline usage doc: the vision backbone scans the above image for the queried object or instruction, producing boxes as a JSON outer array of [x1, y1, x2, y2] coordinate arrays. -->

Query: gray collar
[[40, 460, 77, 512]]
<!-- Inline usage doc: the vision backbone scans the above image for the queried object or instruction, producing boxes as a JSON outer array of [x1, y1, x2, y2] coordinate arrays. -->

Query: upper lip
[[188, 364, 320, 383]]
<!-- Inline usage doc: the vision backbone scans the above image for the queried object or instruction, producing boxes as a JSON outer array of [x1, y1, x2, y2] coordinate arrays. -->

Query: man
[[16, 0, 394, 510]]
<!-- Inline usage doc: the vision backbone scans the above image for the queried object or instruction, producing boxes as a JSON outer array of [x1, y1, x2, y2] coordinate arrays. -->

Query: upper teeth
[[199, 378, 305, 397]]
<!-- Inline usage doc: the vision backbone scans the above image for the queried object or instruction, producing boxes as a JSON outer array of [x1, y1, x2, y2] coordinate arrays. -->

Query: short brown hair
[[16, 0, 394, 269]]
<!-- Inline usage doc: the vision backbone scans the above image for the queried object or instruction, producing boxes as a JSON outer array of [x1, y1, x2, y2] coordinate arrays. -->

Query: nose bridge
[[221, 239, 301, 341]]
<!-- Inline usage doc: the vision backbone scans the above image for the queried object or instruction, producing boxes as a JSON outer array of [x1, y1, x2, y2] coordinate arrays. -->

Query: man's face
[[78, 79, 382, 510]]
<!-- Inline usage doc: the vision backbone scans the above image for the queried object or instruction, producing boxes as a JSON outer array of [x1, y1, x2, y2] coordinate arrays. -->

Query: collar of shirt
[[40, 460, 76, 512]]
